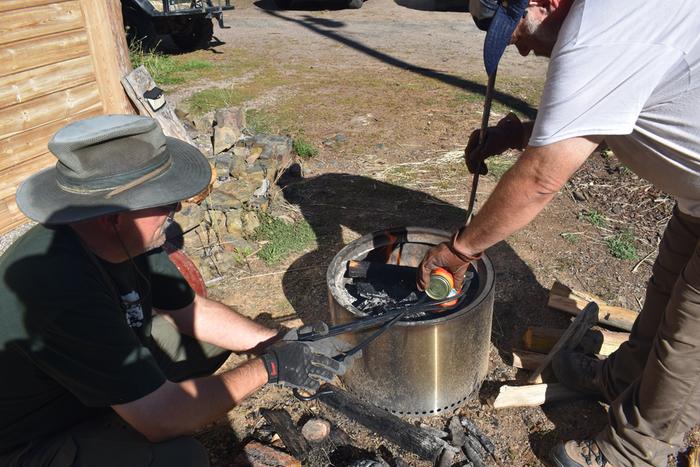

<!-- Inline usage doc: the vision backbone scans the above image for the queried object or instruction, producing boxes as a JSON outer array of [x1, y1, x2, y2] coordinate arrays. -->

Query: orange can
[[426, 267, 459, 307]]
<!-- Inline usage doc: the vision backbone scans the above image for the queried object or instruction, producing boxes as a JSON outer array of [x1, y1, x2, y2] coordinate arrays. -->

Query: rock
[[253, 179, 270, 198], [253, 134, 293, 160], [246, 145, 264, 165], [214, 153, 233, 182], [230, 152, 247, 179], [173, 203, 205, 232], [572, 190, 587, 202], [301, 418, 331, 443], [221, 235, 255, 253], [207, 210, 227, 235], [241, 210, 261, 236], [350, 113, 376, 127], [213, 108, 245, 155], [225, 211, 243, 236], [231, 440, 301, 467], [335, 133, 347, 142], [249, 197, 269, 211], [207, 190, 242, 211], [191, 111, 215, 133]]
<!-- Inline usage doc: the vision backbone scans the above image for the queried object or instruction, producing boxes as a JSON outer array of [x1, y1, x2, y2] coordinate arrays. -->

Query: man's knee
[[152, 436, 209, 467]]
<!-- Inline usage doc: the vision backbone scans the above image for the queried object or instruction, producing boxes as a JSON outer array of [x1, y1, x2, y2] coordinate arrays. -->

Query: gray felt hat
[[16, 115, 211, 224]]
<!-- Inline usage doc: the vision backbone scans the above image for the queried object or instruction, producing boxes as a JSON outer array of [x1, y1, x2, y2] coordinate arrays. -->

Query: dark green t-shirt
[[0, 225, 194, 454]]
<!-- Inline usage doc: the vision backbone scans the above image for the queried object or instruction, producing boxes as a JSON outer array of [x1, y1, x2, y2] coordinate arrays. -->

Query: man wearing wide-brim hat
[[417, 0, 700, 466], [0, 115, 352, 466]]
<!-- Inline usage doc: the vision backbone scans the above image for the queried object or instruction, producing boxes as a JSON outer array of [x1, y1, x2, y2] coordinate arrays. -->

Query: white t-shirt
[[529, 0, 700, 216]]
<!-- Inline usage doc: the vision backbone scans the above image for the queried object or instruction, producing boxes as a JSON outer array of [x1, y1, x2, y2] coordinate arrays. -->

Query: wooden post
[[79, 0, 134, 114]]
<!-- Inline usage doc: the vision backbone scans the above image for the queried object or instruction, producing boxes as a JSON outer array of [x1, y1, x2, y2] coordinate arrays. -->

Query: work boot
[[551, 440, 609, 467], [551, 350, 605, 398]]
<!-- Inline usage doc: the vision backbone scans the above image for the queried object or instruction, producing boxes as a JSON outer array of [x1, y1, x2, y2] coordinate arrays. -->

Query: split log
[[549, 281, 637, 331], [493, 383, 586, 409], [510, 349, 547, 370], [318, 384, 446, 462], [523, 326, 629, 356], [232, 440, 302, 467], [121, 66, 195, 145], [260, 409, 309, 460], [689, 446, 699, 467], [527, 301, 599, 383]]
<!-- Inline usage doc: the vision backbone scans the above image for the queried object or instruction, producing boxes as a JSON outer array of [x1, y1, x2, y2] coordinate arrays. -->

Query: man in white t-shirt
[[417, 1, 700, 466]]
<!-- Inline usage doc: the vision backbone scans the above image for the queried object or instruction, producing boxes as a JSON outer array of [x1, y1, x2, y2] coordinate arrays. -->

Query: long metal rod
[[465, 70, 497, 225]]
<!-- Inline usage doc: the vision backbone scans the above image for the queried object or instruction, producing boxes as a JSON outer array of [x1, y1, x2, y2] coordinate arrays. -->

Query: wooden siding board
[[0, 105, 102, 173], [0, 152, 55, 200], [0, 1, 84, 46], [0, 0, 72, 13], [0, 56, 95, 110], [0, 30, 90, 78], [0, 82, 101, 140]]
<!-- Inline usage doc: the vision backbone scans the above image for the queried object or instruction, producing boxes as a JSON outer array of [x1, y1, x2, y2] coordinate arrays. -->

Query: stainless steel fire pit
[[327, 227, 494, 416]]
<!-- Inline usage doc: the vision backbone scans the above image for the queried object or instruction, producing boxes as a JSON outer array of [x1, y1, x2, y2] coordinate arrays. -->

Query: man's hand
[[261, 340, 346, 393], [465, 112, 524, 174], [417, 232, 482, 291]]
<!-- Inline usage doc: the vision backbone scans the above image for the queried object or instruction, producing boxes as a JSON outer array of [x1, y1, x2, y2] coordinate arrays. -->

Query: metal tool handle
[[465, 71, 497, 225]]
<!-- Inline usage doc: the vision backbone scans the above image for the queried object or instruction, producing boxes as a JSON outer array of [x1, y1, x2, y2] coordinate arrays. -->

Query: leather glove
[[261, 340, 345, 393], [465, 112, 524, 175], [282, 322, 362, 367], [417, 230, 482, 291]]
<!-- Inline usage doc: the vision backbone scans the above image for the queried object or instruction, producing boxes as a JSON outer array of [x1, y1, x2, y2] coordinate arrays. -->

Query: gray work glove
[[282, 322, 362, 367], [261, 340, 344, 393]]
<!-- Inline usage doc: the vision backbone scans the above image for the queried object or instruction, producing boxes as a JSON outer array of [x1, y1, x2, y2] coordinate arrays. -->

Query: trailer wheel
[[122, 3, 159, 51], [171, 17, 214, 52]]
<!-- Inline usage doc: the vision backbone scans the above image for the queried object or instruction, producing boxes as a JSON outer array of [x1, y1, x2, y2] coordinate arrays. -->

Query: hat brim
[[16, 137, 212, 224], [483, 4, 520, 75]]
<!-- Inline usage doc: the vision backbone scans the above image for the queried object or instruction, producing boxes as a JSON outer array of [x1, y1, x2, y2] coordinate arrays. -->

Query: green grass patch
[[606, 230, 638, 260], [129, 44, 212, 86], [185, 87, 253, 115], [252, 213, 316, 264], [246, 109, 275, 134], [582, 209, 607, 228], [561, 232, 582, 244], [486, 155, 515, 179], [293, 138, 319, 159]]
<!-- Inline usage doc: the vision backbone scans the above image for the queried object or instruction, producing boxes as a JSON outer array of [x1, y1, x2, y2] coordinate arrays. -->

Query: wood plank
[[0, 195, 29, 235], [548, 281, 638, 332], [510, 349, 547, 370], [0, 0, 71, 13], [79, 0, 134, 114], [0, 1, 84, 46], [0, 152, 55, 201], [0, 56, 95, 110], [493, 383, 586, 409], [0, 82, 101, 140], [0, 106, 101, 173], [0, 30, 90, 78], [522, 326, 629, 357], [122, 66, 195, 144], [318, 384, 447, 462]]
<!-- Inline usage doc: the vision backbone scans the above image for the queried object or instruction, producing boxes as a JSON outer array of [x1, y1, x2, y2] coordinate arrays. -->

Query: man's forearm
[[158, 295, 278, 352], [455, 137, 597, 255], [114, 358, 269, 442]]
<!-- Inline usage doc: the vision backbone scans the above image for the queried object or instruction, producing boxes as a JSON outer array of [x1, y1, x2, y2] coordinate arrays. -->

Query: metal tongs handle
[[465, 70, 497, 225]]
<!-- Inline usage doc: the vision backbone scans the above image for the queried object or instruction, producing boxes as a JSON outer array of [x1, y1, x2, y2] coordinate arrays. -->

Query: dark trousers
[[597, 206, 700, 466], [2, 316, 230, 467]]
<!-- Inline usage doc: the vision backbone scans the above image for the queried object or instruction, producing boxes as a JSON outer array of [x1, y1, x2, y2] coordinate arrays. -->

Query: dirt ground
[[152, 0, 696, 465]]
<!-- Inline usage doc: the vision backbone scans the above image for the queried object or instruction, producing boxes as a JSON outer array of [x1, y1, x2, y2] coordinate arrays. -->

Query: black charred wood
[[318, 384, 446, 462], [260, 408, 310, 460]]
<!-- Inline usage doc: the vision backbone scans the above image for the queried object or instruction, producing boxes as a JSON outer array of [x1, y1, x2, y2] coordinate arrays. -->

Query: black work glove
[[261, 340, 346, 393], [465, 112, 524, 175], [282, 322, 362, 367]]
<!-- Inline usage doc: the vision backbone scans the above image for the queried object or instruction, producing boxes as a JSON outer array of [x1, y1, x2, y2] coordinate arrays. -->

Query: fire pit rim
[[326, 225, 494, 327]]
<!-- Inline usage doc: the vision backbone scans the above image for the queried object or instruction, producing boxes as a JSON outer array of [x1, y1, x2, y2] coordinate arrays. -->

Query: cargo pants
[[596, 206, 700, 467], [1, 316, 230, 467]]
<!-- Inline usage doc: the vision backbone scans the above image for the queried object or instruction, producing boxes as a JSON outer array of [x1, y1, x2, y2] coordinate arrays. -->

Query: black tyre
[[347, 0, 364, 8], [122, 3, 159, 51], [171, 17, 214, 52]]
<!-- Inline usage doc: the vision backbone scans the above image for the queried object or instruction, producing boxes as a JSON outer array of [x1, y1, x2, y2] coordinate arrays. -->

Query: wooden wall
[[0, 0, 134, 233]]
